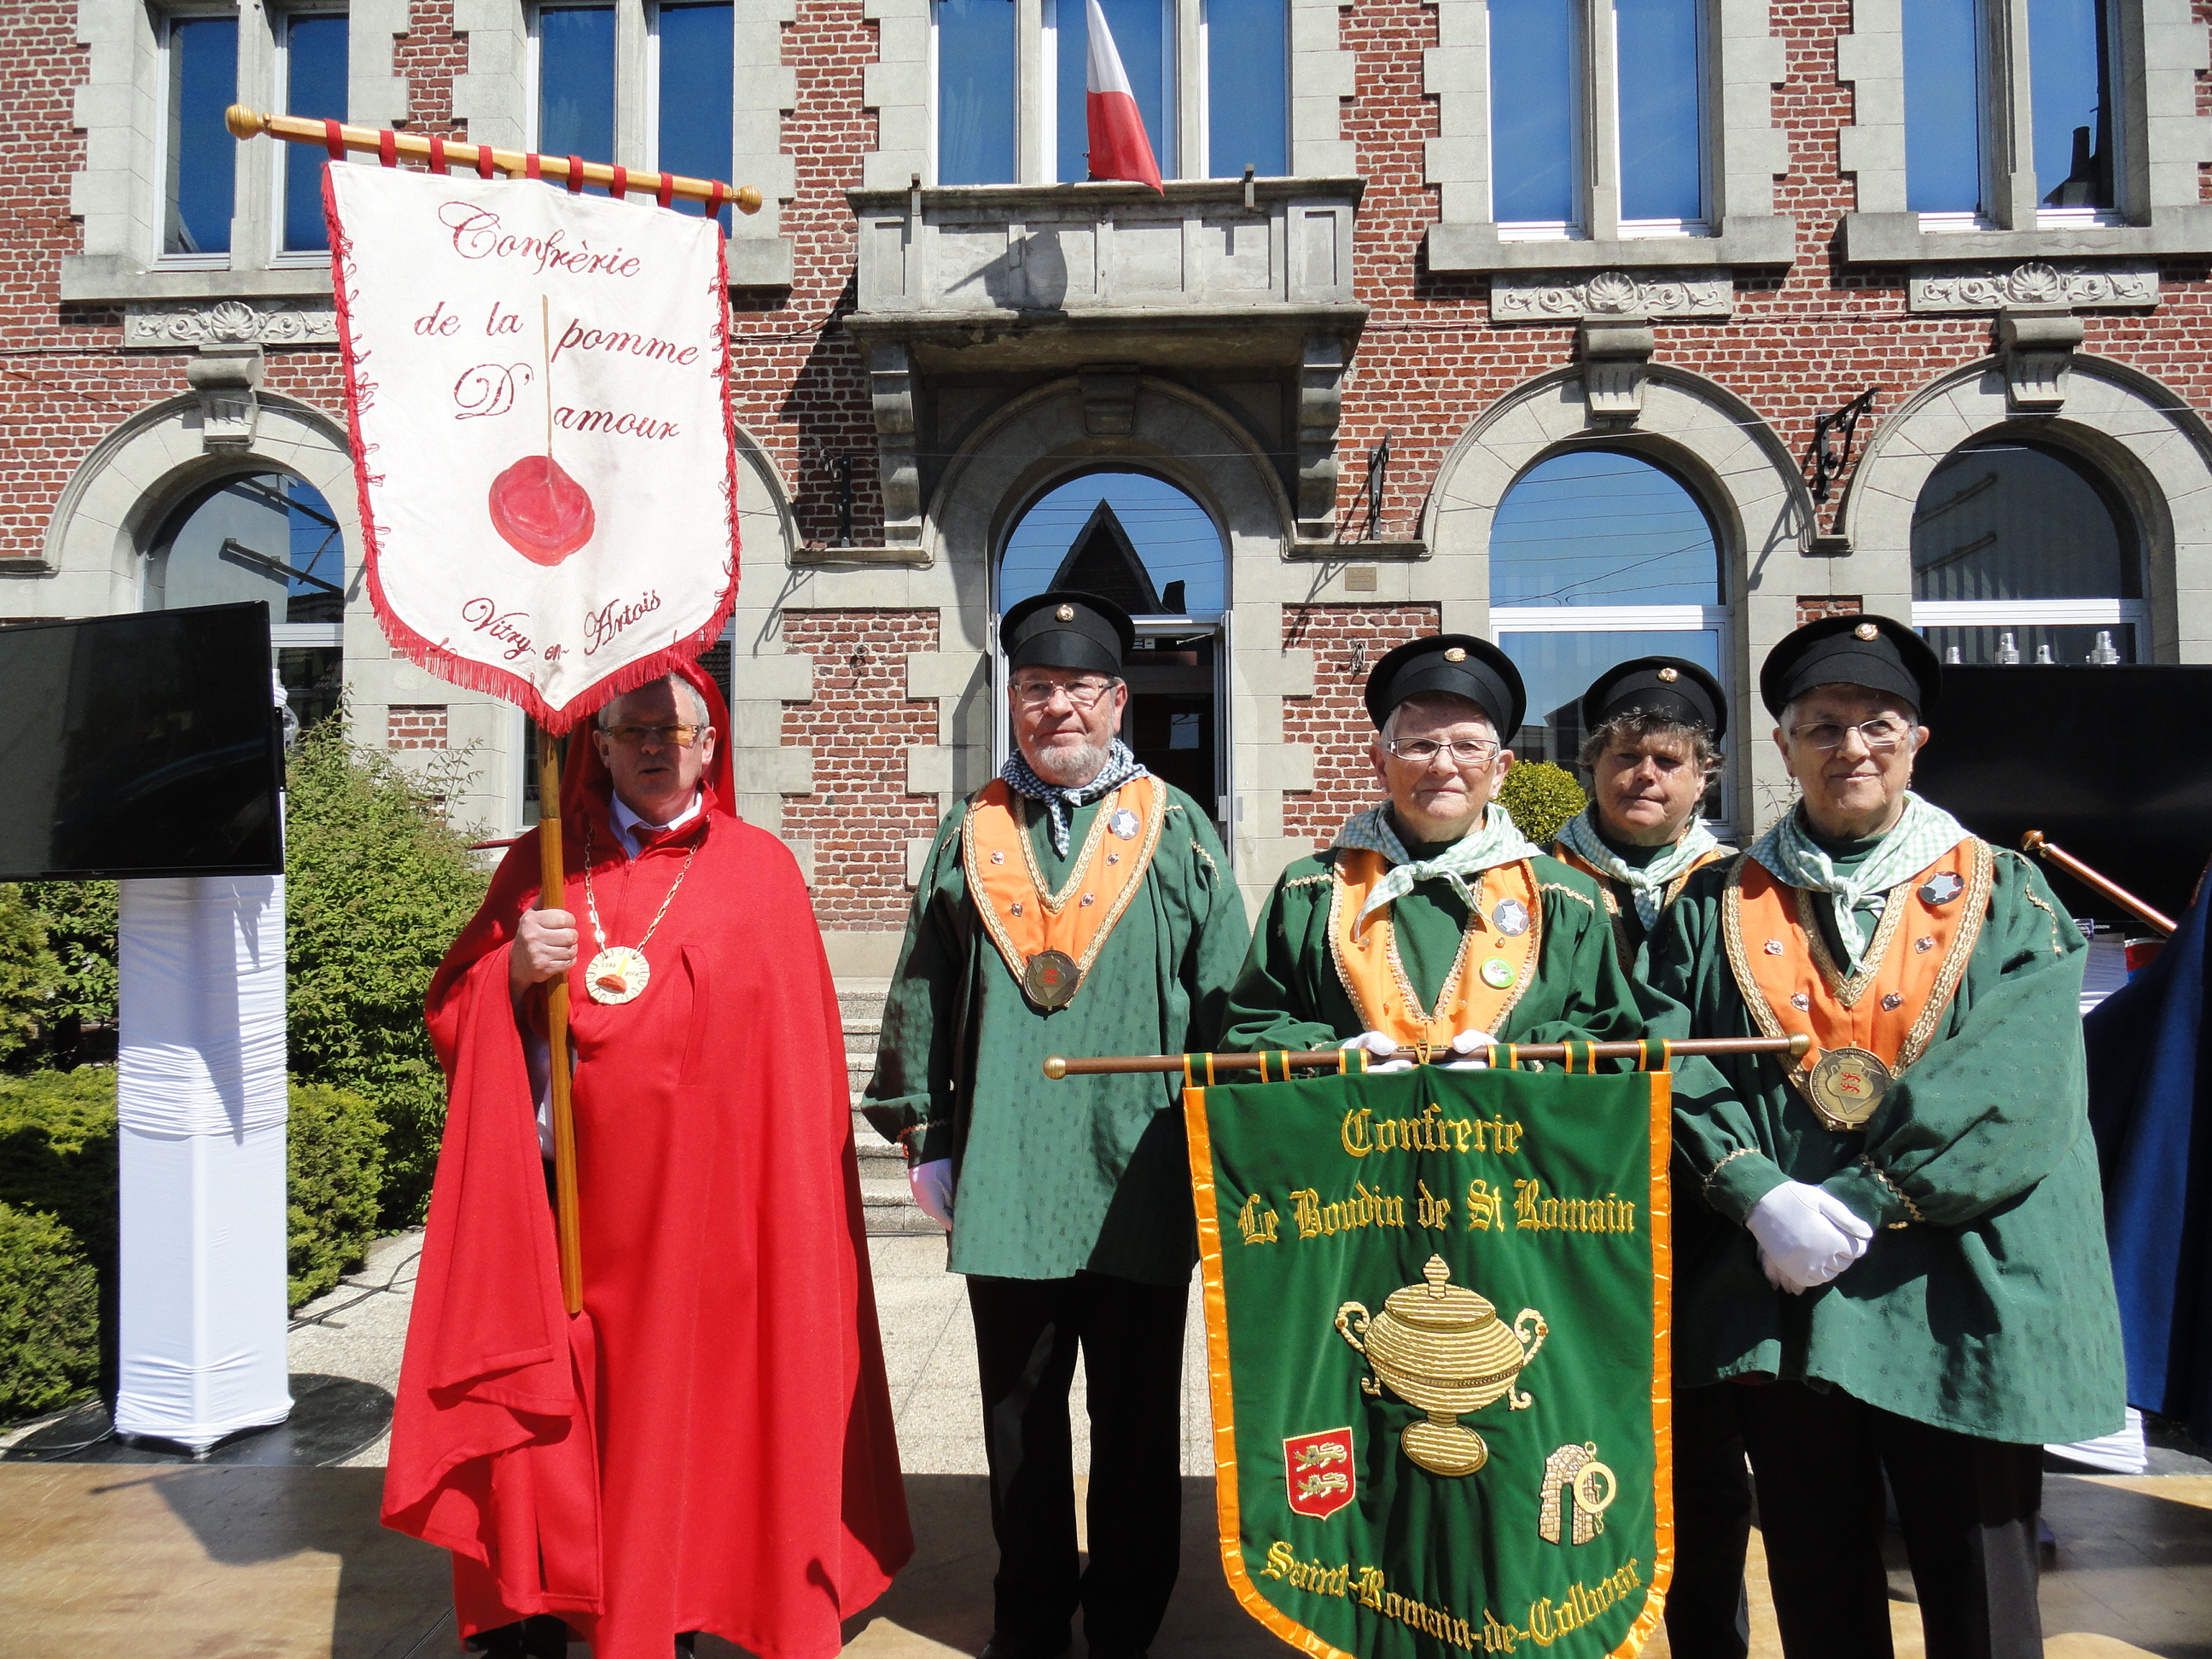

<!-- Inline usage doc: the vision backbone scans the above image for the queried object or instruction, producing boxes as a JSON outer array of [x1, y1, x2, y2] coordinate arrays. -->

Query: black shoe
[[979, 1638, 1071, 1659], [675, 1634, 699, 1658], [468, 1616, 569, 1658]]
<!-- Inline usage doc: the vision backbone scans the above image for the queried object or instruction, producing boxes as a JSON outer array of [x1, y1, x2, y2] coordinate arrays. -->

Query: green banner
[[1185, 1062, 1672, 1658]]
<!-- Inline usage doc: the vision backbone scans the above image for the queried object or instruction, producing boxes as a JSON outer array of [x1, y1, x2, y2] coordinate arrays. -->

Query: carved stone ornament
[[123, 300, 340, 347], [1907, 261, 2158, 314], [1492, 269, 1734, 322]]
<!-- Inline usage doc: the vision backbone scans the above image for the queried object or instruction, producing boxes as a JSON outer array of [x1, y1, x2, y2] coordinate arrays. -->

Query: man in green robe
[[1650, 614, 2124, 1659], [1221, 634, 1644, 1060], [864, 591, 1249, 1659]]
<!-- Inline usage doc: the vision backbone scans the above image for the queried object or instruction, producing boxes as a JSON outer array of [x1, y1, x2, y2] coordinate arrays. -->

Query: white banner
[[327, 166, 738, 731]]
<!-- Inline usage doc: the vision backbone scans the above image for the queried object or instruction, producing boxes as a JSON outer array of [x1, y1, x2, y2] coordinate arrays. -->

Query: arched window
[[998, 469, 1227, 830], [1487, 449, 1732, 813], [1910, 439, 2143, 665], [146, 472, 346, 730]]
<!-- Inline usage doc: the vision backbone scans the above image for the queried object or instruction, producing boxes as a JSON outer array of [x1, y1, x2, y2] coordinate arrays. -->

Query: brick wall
[[387, 704, 451, 748], [1279, 604, 1441, 849], [778, 609, 940, 928]]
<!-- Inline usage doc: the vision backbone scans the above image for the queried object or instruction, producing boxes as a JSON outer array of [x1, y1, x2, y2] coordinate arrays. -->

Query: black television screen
[[1910, 664, 2212, 928], [0, 603, 283, 881]]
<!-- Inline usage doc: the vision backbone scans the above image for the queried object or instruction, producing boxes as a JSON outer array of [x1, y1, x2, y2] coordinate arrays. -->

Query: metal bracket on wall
[[1809, 388, 1878, 504]]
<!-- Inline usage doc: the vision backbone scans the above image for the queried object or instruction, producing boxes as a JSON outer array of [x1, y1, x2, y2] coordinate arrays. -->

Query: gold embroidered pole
[[2021, 830, 2177, 937], [538, 736, 585, 1316], [1044, 1033, 1810, 1077], [224, 105, 764, 213]]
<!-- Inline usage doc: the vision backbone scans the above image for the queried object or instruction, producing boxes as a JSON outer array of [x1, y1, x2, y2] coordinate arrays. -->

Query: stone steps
[[840, 978, 940, 1237]]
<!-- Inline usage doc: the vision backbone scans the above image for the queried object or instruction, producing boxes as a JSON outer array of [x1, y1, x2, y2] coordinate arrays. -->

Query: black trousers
[[1668, 1382, 1754, 1659], [1735, 1380, 2045, 1659], [967, 1270, 1189, 1656]]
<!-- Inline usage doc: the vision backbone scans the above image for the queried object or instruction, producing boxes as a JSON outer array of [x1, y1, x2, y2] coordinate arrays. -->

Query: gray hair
[[1377, 690, 1497, 746], [598, 672, 712, 731], [1577, 711, 1724, 777]]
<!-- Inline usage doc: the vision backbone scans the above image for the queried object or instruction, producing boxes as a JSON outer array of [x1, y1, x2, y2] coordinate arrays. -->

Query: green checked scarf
[[1555, 806, 1726, 931], [1748, 791, 1971, 968], [1332, 802, 1543, 930]]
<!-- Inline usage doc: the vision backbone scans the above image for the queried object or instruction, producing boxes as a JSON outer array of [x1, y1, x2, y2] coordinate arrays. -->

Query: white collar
[[609, 789, 704, 858]]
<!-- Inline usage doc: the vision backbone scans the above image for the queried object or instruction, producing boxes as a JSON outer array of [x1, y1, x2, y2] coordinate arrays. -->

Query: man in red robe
[[384, 660, 912, 1659]]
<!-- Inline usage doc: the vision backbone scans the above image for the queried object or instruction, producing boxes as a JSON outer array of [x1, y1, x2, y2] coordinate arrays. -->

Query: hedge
[[0, 1202, 100, 1422], [1499, 760, 1588, 847], [285, 1081, 387, 1307]]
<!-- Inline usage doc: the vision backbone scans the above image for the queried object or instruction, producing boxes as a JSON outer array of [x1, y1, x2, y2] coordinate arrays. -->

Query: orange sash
[[1326, 849, 1542, 1048], [1553, 841, 1728, 958], [964, 775, 1167, 1008], [1721, 838, 1992, 1109]]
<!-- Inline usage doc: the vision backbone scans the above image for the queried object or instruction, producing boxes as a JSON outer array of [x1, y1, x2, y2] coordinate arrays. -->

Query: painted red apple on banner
[[490, 454, 596, 564]]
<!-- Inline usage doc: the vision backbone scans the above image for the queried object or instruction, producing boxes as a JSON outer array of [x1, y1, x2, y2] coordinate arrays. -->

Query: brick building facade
[[7, 0, 2212, 970]]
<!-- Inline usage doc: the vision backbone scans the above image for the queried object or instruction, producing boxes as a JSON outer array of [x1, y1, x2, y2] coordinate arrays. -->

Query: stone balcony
[[844, 177, 1367, 373]]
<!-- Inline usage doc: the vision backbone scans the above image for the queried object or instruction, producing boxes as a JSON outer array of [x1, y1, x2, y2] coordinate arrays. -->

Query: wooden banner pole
[[224, 105, 763, 214], [2021, 830, 2178, 938], [538, 736, 585, 1315], [1045, 1033, 1813, 1078]]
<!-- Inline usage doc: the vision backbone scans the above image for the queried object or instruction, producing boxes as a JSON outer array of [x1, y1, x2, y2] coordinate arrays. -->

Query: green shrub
[[18, 882, 118, 1068], [286, 1082, 385, 1307], [0, 1201, 100, 1421], [285, 722, 487, 1224], [0, 887, 61, 1069], [0, 1068, 120, 1284], [1499, 761, 1589, 847]]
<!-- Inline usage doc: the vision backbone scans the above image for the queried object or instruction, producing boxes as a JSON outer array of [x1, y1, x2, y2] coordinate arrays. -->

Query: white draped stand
[[112, 876, 292, 1451]]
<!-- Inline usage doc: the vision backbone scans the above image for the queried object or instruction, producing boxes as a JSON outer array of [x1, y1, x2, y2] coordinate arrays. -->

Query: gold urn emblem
[[1334, 1254, 1547, 1476]]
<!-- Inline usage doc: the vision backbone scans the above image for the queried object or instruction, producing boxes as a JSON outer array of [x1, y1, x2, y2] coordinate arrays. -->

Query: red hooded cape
[[383, 660, 911, 1659]]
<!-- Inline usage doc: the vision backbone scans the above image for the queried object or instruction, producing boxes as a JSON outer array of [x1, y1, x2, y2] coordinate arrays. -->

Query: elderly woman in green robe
[[1650, 614, 2123, 1659]]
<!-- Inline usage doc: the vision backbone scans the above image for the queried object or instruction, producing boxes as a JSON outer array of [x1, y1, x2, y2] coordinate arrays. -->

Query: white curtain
[[113, 876, 291, 1449]]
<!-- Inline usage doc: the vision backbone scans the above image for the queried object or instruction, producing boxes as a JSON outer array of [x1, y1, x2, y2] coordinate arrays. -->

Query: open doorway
[[997, 469, 1231, 846]]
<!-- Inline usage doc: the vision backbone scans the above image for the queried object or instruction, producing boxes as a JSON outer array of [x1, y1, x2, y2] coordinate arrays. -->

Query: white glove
[[909, 1159, 955, 1231], [1341, 1030, 1412, 1074], [1442, 1027, 1495, 1071], [1746, 1180, 1875, 1294]]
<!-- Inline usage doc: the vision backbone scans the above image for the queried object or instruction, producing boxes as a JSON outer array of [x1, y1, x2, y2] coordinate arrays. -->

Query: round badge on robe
[[1806, 1045, 1890, 1130], [1919, 870, 1965, 906], [586, 945, 650, 1005], [1479, 958, 1516, 990], [1492, 898, 1530, 937], [1109, 807, 1140, 840], [1025, 949, 1080, 1009]]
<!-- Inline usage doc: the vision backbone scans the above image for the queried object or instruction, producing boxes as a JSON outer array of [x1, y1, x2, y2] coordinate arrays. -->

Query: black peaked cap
[[1759, 612, 1941, 719], [1364, 634, 1527, 737], [1000, 591, 1136, 678], [1580, 655, 1728, 742]]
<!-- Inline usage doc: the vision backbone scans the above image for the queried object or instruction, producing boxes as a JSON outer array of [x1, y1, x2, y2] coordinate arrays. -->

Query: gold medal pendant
[[1807, 1045, 1890, 1130], [586, 945, 651, 1005]]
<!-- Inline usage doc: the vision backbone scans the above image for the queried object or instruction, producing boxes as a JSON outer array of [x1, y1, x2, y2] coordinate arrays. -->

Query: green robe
[[1219, 847, 1647, 1052], [864, 783, 1250, 1286], [1649, 839, 2126, 1444]]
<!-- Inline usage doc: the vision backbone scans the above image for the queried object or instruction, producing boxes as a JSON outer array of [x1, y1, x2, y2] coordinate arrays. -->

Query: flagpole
[[537, 736, 585, 1315], [2021, 830, 2178, 936], [1044, 1033, 1813, 1077]]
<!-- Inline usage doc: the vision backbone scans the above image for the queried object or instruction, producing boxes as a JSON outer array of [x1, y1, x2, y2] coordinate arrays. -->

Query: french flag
[[1085, 0, 1163, 191]]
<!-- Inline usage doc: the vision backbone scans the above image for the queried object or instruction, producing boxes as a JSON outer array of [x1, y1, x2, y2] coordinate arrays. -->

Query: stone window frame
[[64, 0, 410, 304], [452, 0, 797, 286], [1426, 0, 1795, 274], [863, 0, 1355, 192], [1837, 0, 2212, 264]]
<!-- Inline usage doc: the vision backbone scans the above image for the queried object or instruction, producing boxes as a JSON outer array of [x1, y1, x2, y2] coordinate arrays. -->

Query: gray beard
[[1028, 740, 1110, 788]]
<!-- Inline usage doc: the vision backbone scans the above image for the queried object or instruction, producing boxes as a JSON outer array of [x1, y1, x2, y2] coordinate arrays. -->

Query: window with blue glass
[[1487, 0, 1706, 235], [163, 15, 239, 257], [1056, 0, 1176, 183], [1488, 449, 1732, 820], [1903, 0, 1986, 216], [654, 3, 735, 220], [279, 14, 349, 254], [2029, 0, 2115, 216], [1206, 0, 1286, 178], [935, 0, 1018, 184], [535, 5, 617, 169]]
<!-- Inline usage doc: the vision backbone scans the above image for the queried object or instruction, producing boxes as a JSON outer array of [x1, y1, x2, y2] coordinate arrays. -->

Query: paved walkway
[[3, 1231, 2210, 1658]]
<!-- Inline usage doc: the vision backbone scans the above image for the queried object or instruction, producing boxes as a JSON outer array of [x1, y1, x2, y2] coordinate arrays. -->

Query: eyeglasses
[[601, 723, 707, 748], [1385, 737, 1499, 767], [1789, 717, 1913, 753], [1012, 678, 1116, 710]]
